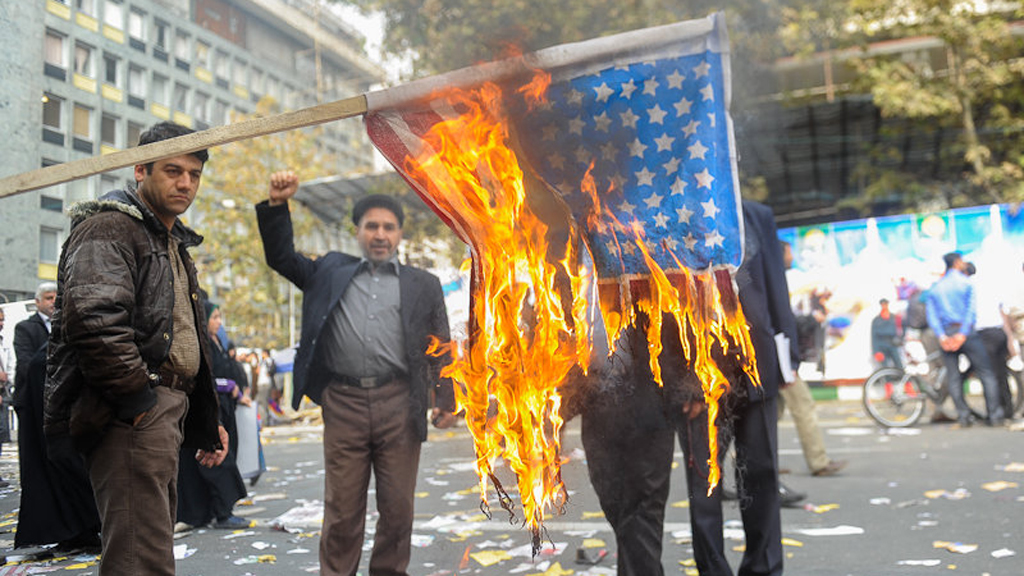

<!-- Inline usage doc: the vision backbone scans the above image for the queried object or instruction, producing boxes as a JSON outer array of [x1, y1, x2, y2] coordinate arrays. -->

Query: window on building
[[45, 30, 66, 68], [152, 73, 168, 105], [193, 92, 210, 122], [154, 20, 168, 49], [40, 195, 64, 212], [127, 120, 143, 146], [172, 83, 188, 112], [43, 93, 63, 129], [251, 69, 264, 94], [195, 40, 210, 68], [267, 76, 280, 99], [213, 100, 228, 125], [76, 0, 95, 16], [67, 178, 94, 204], [128, 9, 145, 40], [103, 53, 119, 85], [74, 42, 94, 77], [174, 31, 189, 60], [213, 50, 229, 79], [128, 65, 145, 97], [100, 174, 119, 193], [104, 0, 123, 29], [101, 113, 118, 146], [40, 227, 63, 264], [73, 104, 92, 139], [232, 59, 246, 85]]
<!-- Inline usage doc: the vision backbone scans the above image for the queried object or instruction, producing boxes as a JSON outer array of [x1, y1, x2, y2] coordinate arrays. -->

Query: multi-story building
[[0, 0, 384, 301]]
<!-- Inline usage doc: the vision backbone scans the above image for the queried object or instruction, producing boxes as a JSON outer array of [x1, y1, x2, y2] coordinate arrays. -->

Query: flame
[[405, 76, 589, 542], [405, 67, 761, 535]]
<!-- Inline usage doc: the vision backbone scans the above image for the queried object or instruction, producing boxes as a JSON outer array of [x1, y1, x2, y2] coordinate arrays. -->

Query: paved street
[[1, 398, 1022, 575]]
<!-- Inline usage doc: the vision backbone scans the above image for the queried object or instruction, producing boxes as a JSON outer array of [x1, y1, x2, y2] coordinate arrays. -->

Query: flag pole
[[0, 93, 368, 199]]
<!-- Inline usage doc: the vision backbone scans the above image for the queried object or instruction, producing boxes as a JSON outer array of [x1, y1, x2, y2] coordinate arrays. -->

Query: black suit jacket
[[13, 313, 49, 409], [734, 200, 800, 399], [256, 200, 455, 441]]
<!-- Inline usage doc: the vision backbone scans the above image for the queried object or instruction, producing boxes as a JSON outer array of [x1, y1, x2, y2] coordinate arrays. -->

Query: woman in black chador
[[15, 343, 101, 551], [176, 301, 248, 529]]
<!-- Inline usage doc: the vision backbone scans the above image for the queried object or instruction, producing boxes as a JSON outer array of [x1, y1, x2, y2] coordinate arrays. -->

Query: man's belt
[[334, 371, 406, 389], [153, 366, 195, 394]]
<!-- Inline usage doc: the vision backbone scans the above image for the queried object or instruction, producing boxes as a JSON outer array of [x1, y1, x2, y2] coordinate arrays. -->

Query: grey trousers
[[87, 386, 188, 576]]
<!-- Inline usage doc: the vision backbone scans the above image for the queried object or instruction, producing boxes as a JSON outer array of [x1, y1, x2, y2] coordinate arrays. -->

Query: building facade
[[0, 0, 384, 301]]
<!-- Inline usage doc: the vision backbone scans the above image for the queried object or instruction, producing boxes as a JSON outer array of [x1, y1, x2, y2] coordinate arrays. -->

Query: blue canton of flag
[[518, 52, 740, 278]]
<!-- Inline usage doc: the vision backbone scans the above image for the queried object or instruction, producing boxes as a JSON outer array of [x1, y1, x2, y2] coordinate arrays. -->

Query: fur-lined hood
[[68, 187, 203, 248]]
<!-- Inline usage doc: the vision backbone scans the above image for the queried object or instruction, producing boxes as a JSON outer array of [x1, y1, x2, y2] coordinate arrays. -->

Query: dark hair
[[352, 194, 404, 227], [964, 261, 976, 276], [138, 121, 209, 173], [942, 251, 962, 271]]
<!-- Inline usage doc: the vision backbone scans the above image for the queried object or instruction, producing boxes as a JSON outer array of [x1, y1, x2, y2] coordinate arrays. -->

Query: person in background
[[871, 298, 903, 369], [11, 282, 58, 488], [14, 342, 101, 552], [965, 262, 1017, 419], [581, 200, 795, 576], [924, 252, 1005, 427], [44, 121, 227, 575], [256, 171, 457, 576], [175, 301, 250, 531], [0, 308, 17, 488]]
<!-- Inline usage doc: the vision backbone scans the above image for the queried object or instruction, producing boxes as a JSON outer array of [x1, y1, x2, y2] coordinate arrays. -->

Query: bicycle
[[862, 339, 1023, 427]]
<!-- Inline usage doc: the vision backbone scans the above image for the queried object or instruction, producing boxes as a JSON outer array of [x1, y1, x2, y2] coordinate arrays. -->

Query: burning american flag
[[364, 12, 758, 541]]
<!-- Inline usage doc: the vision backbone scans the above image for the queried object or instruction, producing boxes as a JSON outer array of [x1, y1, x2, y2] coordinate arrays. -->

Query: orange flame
[[405, 78, 589, 539], [406, 69, 760, 531]]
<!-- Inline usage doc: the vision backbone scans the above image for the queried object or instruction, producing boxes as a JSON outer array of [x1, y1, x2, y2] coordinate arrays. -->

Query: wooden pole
[[0, 94, 368, 199]]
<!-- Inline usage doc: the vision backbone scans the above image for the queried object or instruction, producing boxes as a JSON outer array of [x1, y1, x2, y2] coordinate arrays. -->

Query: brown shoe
[[812, 459, 847, 477]]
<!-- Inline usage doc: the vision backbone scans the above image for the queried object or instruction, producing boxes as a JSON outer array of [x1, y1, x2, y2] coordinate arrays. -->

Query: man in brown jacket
[[45, 122, 227, 575]]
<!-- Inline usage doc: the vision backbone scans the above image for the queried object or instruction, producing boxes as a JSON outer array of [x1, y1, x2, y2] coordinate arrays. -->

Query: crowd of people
[[19, 119, 1022, 576], [869, 253, 1024, 427]]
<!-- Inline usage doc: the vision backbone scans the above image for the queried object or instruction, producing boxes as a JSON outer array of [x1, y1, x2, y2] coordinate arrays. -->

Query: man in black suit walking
[[581, 200, 798, 576], [256, 171, 457, 576]]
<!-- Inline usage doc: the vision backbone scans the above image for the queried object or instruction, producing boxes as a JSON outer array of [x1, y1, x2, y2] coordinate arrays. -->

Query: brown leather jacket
[[44, 188, 220, 455]]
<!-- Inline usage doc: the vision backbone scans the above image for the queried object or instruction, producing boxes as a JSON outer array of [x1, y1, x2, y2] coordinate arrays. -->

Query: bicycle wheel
[[1011, 371, 1024, 416], [863, 367, 927, 427]]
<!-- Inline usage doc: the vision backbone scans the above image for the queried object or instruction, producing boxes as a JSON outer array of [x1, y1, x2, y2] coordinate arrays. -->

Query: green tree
[[843, 0, 1024, 206], [191, 98, 333, 349]]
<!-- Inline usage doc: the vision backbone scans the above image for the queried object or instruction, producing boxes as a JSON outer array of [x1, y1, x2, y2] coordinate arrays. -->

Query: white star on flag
[[705, 230, 725, 248], [666, 70, 685, 89], [620, 79, 638, 99], [695, 168, 715, 189], [682, 120, 700, 137], [620, 109, 640, 128], [643, 191, 663, 208], [593, 82, 614, 103], [687, 140, 709, 160], [684, 234, 698, 251], [677, 205, 694, 223], [619, 199, 637, 213], [594, 112, 612, 132], [643, 78, 659, 95], [701, 198, 719, 218], [654, 134, 675, 152], [693, 60, 711, 78], [670, 176, 687, 195], [647, 104, 668, 125], [700, 84, 715, 101], [653, 212, 671, 228], [662, 157, 680, 174], [674, 97, 693, 116], [629, 138, 648, 157], [569, 117, 586, 135], [636, 168, 656, 187]]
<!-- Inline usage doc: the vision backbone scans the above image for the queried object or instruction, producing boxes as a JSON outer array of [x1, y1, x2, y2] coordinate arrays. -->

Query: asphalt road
[[1, 398, 1023, 575]]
